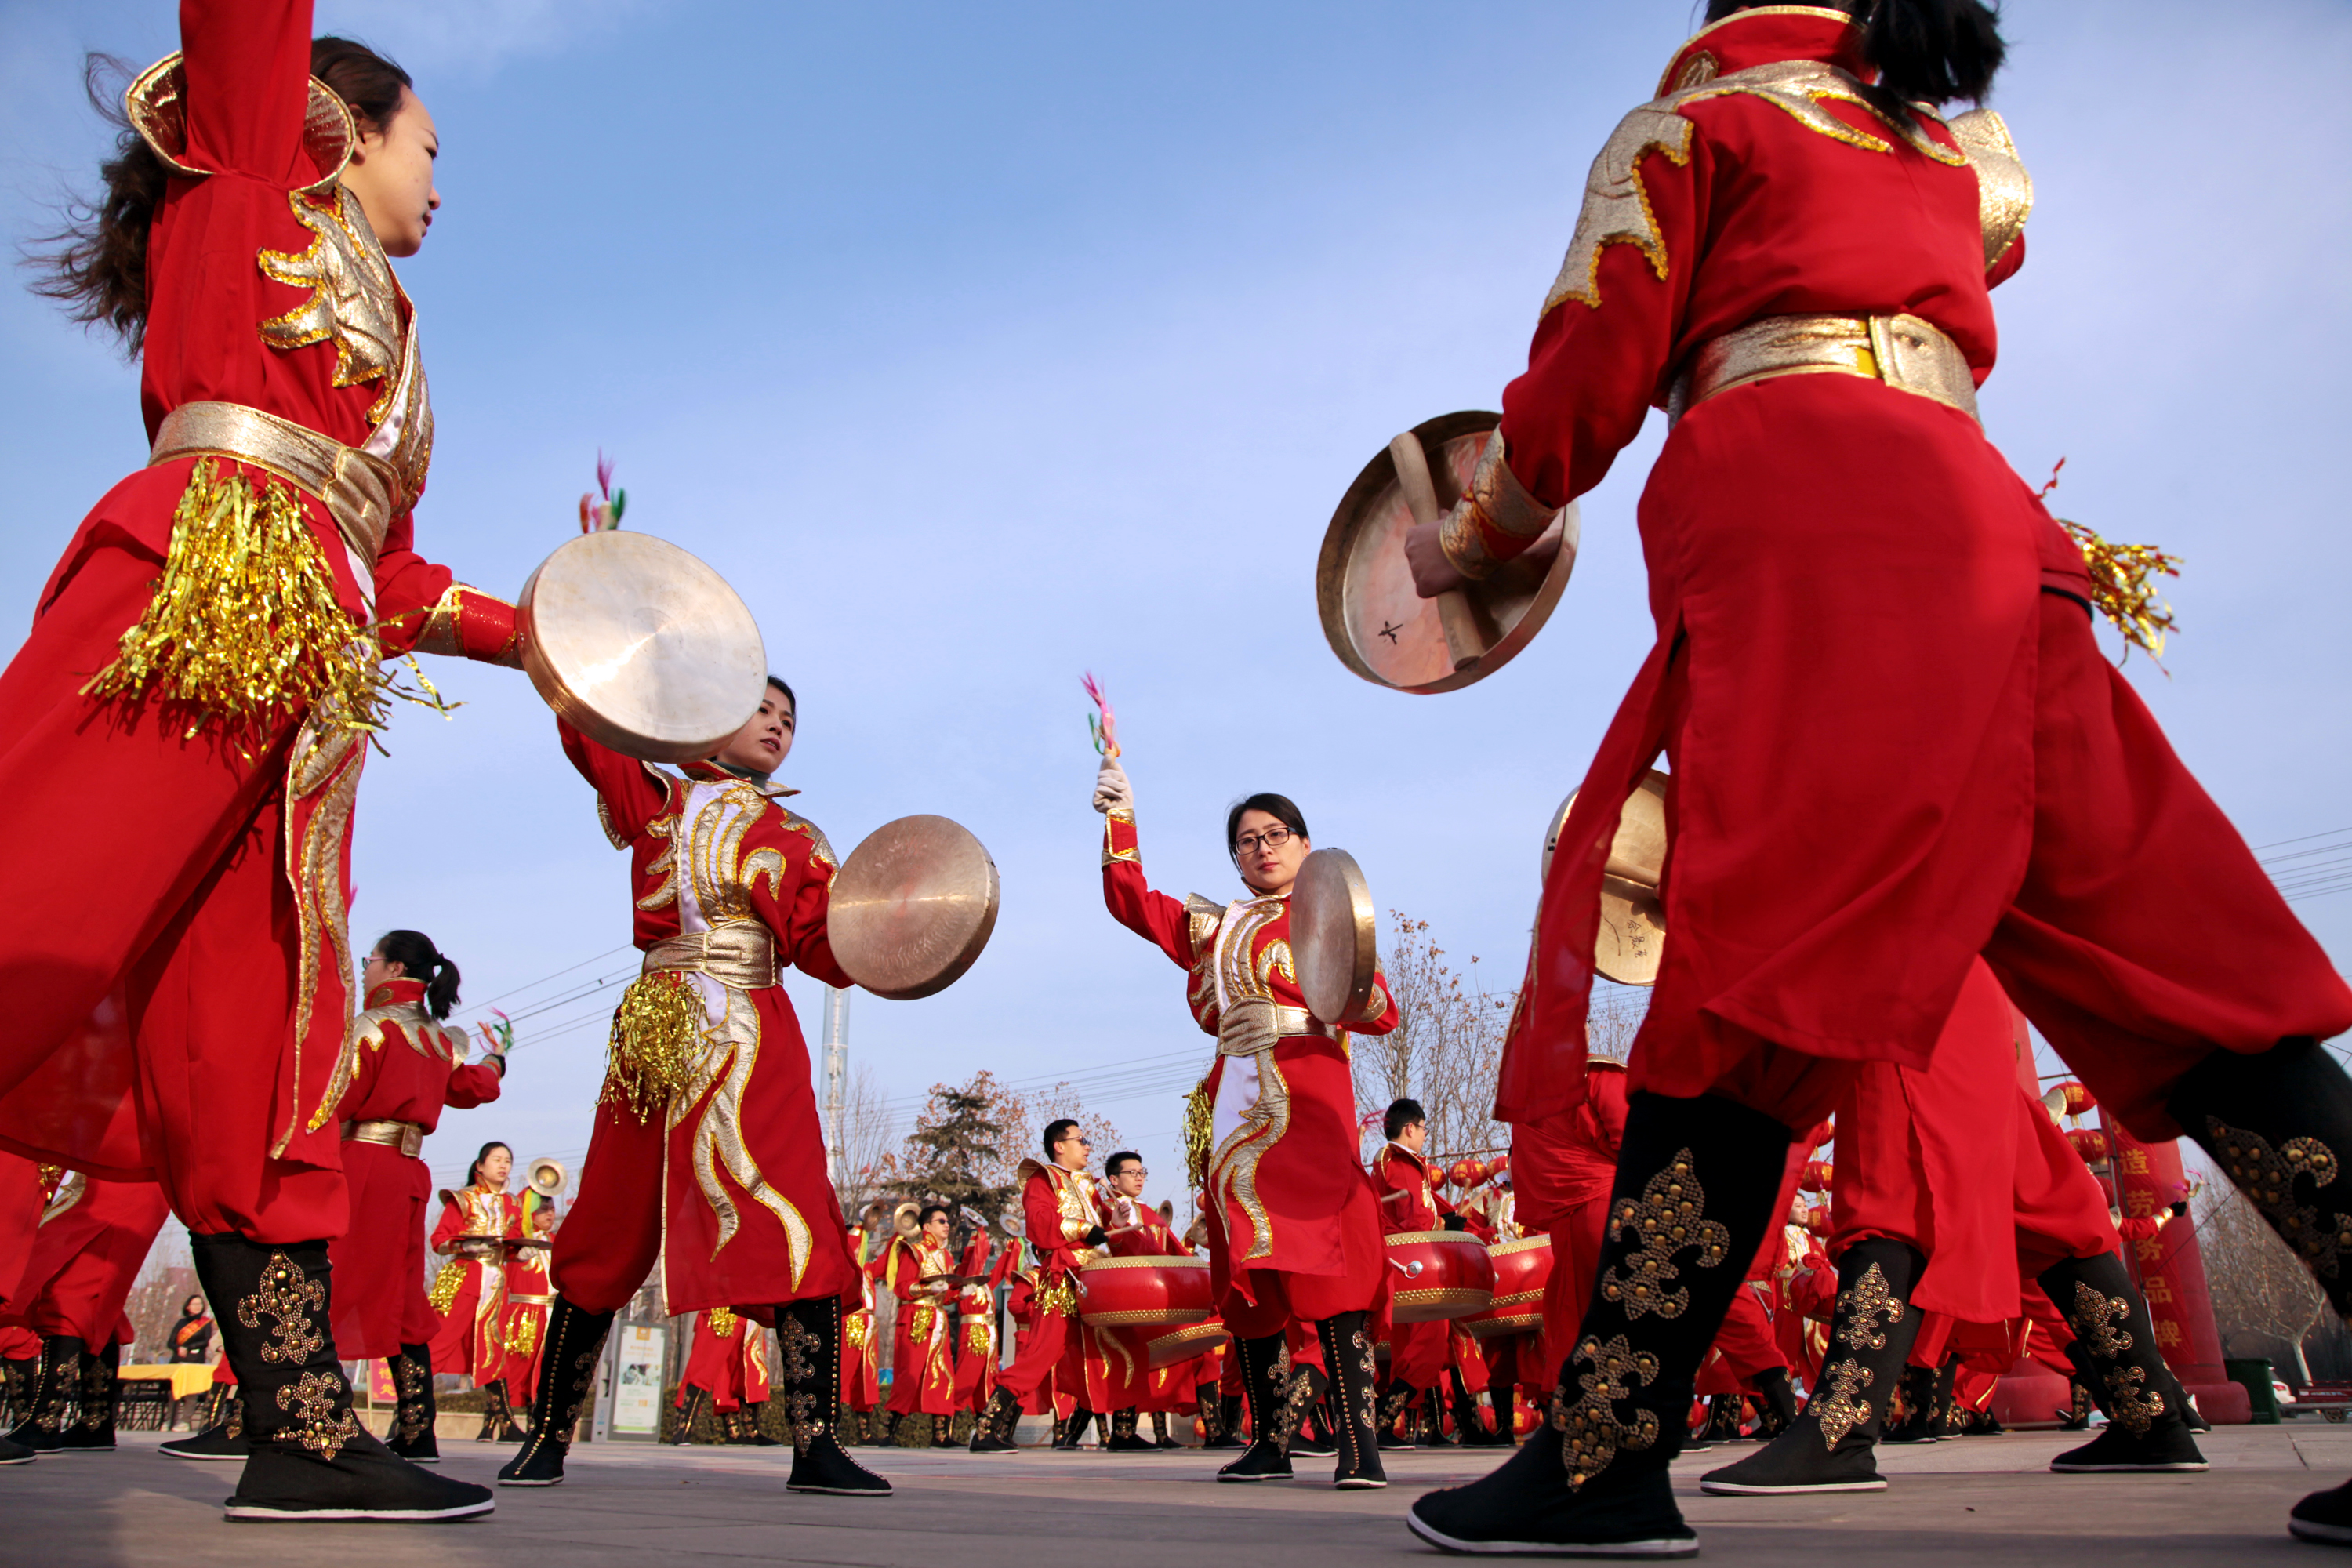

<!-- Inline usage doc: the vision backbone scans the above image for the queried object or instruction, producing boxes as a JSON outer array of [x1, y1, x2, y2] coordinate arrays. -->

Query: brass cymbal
[[828, 815, 1000, 1001], [517, 531, 768, 764], [1317, 410, 1579, 695], [1293, 847, 1379, 1025], [1546, 771, 1668, 986]]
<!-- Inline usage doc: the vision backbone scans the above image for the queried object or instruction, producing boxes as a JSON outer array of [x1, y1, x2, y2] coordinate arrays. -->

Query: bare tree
[[2197, 1178, 2328, 1384], [829, 1061, 899, 1221], [1356, 912, 1515, 1169]]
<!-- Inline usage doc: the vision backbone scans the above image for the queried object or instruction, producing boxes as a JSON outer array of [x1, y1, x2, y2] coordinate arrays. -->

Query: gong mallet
[[1388, 430, 1488, 673]]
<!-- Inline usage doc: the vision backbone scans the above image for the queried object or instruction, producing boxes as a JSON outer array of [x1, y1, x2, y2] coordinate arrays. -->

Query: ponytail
[[1697, 3, 2005, 106], [375, 928, 461, 1019]]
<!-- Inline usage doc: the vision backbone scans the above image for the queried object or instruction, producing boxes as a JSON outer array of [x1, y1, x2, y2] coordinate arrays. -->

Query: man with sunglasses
[[970, 1120, 1107, 1451]]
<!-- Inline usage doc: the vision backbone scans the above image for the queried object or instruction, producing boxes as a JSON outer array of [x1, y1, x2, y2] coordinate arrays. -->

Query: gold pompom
[[426, 1261, 466, 1315], [1182, 1073, 1215, 1185], [602, 971, 710, 1121], [2060, 517, 2181, 662]]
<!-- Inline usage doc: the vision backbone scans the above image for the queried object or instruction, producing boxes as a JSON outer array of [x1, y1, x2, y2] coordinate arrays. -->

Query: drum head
[[517, 532, 768, 764], [1317, 410, 1579, 695], [1545, 771, 1668, 987], [828, 815, 1000, 1000], [1293, 847, 1378, 1025]]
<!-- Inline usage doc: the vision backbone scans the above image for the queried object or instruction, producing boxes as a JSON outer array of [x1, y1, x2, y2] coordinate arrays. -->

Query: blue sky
[[3, 1, 2348, 1214]]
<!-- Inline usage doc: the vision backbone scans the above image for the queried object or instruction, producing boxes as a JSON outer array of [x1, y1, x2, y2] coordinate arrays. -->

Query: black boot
[[1493, 1381, 1519, 1446], [739, 1402, 783, 1446], [2038, 1252, 2207, 1472], [1152, 1410, 1178, 1449], [161, 1382, 249, 1461], [1410, 1092, 1791, 1555], [1053, 1405, 1092, 1450], [1702, 1392, 1744, 1443], [1319, 1312, 1387, 1490], [1377, 1385, 1419, 1451], [60, 1341, 118, 1452], [475, 1377, 505, 1442], [2, 1336, 78, 1453], [1701, 1237, 1926, 1495], [497, 1295, 615, 1486], [1883, 1361, 1941, 1443], [1285, 1367, 1336, 1457], [1105, 1405, 1153, 1452], [1450, 1367, 1491, 1446], [492, 1378, 528, 1442], [2057, 1375, 2094, 1430], [970, 1386, 1022, 1454], [1204, 1390, 1243, 1450], [1217, 1334, 1294, 1482], [1750, 1367, 1796, 1439], [190, 1234, 492, 1520], [670, 1385, 706, 1445], [387, 1344, 439, 1462], [1423, 1384, 1458, 1446], [775, 1300, 885, 1490]]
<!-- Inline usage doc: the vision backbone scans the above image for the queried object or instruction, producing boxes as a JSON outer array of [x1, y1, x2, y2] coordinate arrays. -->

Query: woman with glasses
[[1083, 757, 1401, 1490]]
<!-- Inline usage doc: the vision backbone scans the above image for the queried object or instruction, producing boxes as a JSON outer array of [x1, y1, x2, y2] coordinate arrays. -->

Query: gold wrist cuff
[[1438, 499, 1501, 582], [1468, 429, 1555, 542]]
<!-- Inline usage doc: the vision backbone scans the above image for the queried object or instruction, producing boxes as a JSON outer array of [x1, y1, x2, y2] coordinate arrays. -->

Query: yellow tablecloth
[[120, 1363, 217, 1400]]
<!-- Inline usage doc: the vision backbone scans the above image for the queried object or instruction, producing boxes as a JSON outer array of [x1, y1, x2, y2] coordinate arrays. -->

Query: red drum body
[[1461, 1234, 1553, 1340], [1142, 1320, 1231, 1368], [1075, 1255, 1214, 1328], [1385, 1231, 1496, 1323]]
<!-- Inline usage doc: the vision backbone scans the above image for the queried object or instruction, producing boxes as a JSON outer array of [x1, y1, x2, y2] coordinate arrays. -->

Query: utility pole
[[822, 985, 850, 1187]]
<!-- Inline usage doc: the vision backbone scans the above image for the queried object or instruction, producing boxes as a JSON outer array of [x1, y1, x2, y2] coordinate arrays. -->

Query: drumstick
[[1380, 1188, 1414, 1206], [1388, 431, 1487, 673]]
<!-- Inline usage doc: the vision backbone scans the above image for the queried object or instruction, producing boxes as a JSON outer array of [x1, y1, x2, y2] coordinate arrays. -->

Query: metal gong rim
[[827, 815, 1001, 1001], [1544, 771, 1669, 987], [517, 531, 768, 764], [1292, 846, 1378, 1025], [1316, 409, 1580, 695]]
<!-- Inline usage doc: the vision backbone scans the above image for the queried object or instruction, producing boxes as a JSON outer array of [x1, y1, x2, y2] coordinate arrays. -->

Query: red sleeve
[[1589, 1070, 1632, 1159], [178, 0, 314, 183], [428, 1194, 466, 1253], [1100, 811, 1198, 969], [560, 718, 672, 843], [328, 1028, 389, 1123], [1987, 232, 2026, 291], [442, 1061, 503, 1112], [374, 537, 519, 666], [1488, 116, 1706, 540], [772, 839, 854, 989], [1348, 965, 1403, 1037], [1025, 1174, 1083, 1273]]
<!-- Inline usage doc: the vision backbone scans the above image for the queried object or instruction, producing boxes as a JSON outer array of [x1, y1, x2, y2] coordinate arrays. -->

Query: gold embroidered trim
[[2105, 1365, 2164, 1434], [275, 1368, 362, 1460], [1600, 1147, 1731, 1319], [1553, 1333, 1661, 1489], [1814, 1357, 1873, 1447], [2206, 1117, 2352, 1279], [779, 1316, 820, 1384], [257, 190, 402, 424], [1832, 1262, 1905, 1351], [393, 1352, 430, 1443], [1946, 107, 2033, 269], [2070, 1279, 2132, 1359], [239, 1252, 327, 1366]]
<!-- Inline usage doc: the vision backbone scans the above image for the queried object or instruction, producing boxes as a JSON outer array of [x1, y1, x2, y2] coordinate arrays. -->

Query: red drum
[[1461, 1234, 1554, 1340], [1385, 1231, 1496, 1323], [1142, 1319, 1231, 1368], [1074, 1255, 1214, 1328]]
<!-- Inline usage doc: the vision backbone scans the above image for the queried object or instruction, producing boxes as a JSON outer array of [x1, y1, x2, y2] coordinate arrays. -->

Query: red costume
[[677, 1308, 772, 1414], [1485, 6, 2352, 1145], [1370, 1141, 1452, 1395], [881, 1232, 958, 1417], [1509, 1057, 1629, 1381], [547, 724, 858, 1316], [426, 1183, 521, 1383], [0, 0, 522, 1243], [843, 1229, 882, 1412], [991, 1160, 1105, 1406], [1101, 809, 1400, 1334], [1, 1174, 172, 1347], [500, 1212, 557, 1399], [321, 978, 502, 1358]]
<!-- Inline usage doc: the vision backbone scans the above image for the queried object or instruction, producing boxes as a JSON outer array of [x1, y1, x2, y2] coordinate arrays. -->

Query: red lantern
[[1798, 1160, 1834, 1195], [2060, 1082, 2096, 1116], [2067, 1128, 2110, 1164]]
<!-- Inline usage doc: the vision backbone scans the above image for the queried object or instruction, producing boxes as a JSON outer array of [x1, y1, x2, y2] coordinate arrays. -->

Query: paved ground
[[6, 1425, 2349, 1566]]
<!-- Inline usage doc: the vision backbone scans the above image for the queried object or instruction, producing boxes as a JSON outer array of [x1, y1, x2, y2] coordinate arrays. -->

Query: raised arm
[[1093, 757, 1202, 968], [180, 0, 316, 183]]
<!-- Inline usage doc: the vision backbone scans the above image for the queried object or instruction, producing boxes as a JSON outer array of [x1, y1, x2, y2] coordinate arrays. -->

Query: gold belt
[[507, 1292, 554, 1307], [340, 1118, 424, 1158], [150, 401, 395, 574], [1216, 999, 1336, 1056], [642, 921, 779, 991], [1668, 313, 1978, 426]]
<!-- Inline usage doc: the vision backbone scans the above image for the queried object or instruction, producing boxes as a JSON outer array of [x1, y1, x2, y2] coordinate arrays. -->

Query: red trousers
[[1695, 1283, 1786, 1395], [0, 517, 354, 1241], [3, 1178, 171, 1344], [326, 1141, 435, 1358], [1387, 1317, 1448, 1392], [995, 1303, 1083, 1403]]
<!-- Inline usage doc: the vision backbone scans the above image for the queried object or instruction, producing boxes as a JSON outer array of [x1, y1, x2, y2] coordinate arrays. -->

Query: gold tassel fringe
[[602, 971, 709, 1121], [426, 1261, 465, 1315], [505, 1312, 542, 1356], [1182, 1073, 1214, 1186], [82, 459, 393, 742], [2058, 517, 2181, 662]]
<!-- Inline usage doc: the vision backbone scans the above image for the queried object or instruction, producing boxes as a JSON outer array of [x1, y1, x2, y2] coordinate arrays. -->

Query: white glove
[[1092, 754, 1134, 815]]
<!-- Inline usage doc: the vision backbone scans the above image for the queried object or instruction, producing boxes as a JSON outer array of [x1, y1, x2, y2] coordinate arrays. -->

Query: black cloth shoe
[[1152, 1410, 1179, 1449], [161, 1385, 248, 1461], [1450, 1370, 1494, 1446], [776, 1298, 884, 1495], [1287, 1372, 1337, 1458], [0, 1433, 31, 1466], [1377, 1385, 1419, 1451], [497, 1295, 613, 1487], [1411, 1092, 1791, 1554], [1053, 1406, 1092, 1450], [2292, 1479, 2352, 1545], [1424, 1385, 1460, 1447], [60, 1340, 118, 1452], [386, 1343, 439, 1462], [669, 1385, 706, 1445], [2038, 1251, 2206, 1473], [2057, 1376, 2094, 1430], [1218, 1334, 1294, 1483], [190, 1234, 492, 1521], [1701, 1393, 1744, 1443], [1493, 1382, 1519, 1446], [488, 1378, 528, 1443], [3, 1336, 78, 1453], [1320, 1312, 1387, 1490], [1200, 1385, 1240, 1449], [970, 1386, 1022, 1453], [1883, 1361, 1941, 1444], [1701, 1237, 1925, 1496], [1751, 1367, 1796, 1439], [1105, 1406, 1154, 1451], [736, 1404, 784, 1447]]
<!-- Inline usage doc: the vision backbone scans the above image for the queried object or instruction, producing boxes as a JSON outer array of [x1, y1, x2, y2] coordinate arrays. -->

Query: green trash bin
[[2227, 1358, 2281, 1424]]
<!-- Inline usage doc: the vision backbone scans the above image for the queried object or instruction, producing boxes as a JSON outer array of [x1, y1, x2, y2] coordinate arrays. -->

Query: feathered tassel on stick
[[1083, 670, 1120, 758], [2038, 457, 2182, 665], [579, 449, 627, 532]]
